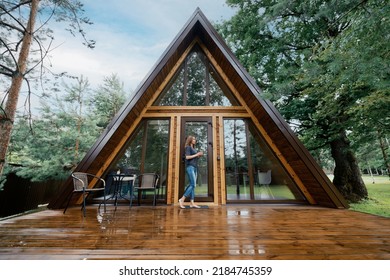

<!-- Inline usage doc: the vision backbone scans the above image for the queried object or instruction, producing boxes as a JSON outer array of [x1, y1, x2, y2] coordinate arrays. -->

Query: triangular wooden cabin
[[49, 8, 348, 210]]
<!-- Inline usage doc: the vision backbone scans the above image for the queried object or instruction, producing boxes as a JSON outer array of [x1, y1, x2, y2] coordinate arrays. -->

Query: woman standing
[[179, 135, 203, 208]]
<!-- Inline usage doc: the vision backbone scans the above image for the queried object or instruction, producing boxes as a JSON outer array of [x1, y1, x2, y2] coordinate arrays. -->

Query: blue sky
[[50, 0, 236, 93]]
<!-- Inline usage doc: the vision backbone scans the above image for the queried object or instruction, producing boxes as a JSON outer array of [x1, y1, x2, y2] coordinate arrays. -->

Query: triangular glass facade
[[154, 46, 239, 106], [107, 42, 308, 204]]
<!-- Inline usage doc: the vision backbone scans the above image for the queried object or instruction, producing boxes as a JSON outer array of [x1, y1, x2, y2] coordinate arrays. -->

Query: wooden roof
[[49, 8, 348, 209]]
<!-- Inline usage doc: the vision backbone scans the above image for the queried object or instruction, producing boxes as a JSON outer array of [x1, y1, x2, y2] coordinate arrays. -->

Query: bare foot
[[179, 199, 185, 209]]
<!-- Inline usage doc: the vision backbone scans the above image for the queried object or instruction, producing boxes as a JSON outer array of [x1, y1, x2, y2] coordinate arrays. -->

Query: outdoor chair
[[130, 173, 159, 207], [63, 172, 106, 217], [258, 170, 274, 198], [258, 170, 272, 186]]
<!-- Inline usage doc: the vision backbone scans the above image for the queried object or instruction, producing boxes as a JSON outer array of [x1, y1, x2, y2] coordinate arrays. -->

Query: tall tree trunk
[[378, 132, 390, 178], [330, 130, 368, 202], [0, 0, 39, 177]]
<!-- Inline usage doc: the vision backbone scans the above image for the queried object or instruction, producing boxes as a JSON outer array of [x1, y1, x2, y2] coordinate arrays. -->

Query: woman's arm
[[186, 151, 203, 159]]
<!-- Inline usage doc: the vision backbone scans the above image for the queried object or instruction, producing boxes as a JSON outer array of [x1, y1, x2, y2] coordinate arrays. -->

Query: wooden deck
[[0, 205, 389, 260]]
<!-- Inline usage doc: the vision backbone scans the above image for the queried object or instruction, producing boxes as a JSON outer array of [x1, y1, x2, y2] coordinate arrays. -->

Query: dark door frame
[[179, 117, 214, 202]]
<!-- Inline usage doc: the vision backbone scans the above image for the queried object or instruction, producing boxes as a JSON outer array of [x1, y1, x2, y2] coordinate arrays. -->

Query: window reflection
[[224, 119, 305, 202], [113, 119, 170, 201], [154, 47, 238, 106]]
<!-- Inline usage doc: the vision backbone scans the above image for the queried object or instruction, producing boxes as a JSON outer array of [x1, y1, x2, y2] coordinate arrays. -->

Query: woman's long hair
[[185, 135, 195, 147]]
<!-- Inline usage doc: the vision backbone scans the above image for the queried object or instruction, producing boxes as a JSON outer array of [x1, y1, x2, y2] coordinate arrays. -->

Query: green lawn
[[349, 175, 390, 218], [195, 175, 390, 218]]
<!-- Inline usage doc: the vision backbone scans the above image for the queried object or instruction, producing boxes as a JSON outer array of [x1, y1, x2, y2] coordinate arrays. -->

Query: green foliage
[[157, 50, 230, 106], [89, 74, 127, 128], [219, 0, 390, 176], [7, 74, 130, 181], [0, 0, 95, 92], [1, 0, 96, 179], [8, 76, 96, 181]]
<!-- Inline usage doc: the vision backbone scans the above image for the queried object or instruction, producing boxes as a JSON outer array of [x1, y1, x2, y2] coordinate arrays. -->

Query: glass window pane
[[209, 70, 233, 106], [157, 67, 185, 106], [113, 119, 170, 200], [117, 126, 144, 172], [153, 48, 237, 106], [224, 119, 250, 200], [186, 52, 206, 106], [184, 121, 209, 197], [247, 123, 305, 201], [144, 120, 170, 175], [224, 119, 306, 202]]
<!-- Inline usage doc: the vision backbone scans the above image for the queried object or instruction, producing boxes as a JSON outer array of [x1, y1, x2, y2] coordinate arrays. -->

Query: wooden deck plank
[[0, 205, 389, 260]]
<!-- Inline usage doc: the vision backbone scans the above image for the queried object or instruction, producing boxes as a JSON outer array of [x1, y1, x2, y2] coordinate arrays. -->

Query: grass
[[192, 175, 390, 218], [349, 175, 390, 218]]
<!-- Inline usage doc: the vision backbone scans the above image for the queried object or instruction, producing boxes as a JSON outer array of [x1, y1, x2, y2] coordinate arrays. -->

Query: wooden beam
[[218, 116, 227, 204], [166, 116, 177, 204], [212, 115, 219, 205], [146, 106, 247, 114], [173, 116, 182, 204]]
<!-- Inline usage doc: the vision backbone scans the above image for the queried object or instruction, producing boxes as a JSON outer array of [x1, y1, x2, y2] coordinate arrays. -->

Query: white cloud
[[28, 0, 235, 112], [53, 0, 232, 88]]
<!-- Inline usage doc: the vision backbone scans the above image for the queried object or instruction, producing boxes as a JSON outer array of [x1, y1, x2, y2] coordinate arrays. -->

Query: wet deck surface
[[0, 205, 389, 259]]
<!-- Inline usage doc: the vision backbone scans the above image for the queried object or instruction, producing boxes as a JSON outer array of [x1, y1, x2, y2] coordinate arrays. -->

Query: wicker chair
[[63, 172, 106, 217], [130, 173, 159, 207]]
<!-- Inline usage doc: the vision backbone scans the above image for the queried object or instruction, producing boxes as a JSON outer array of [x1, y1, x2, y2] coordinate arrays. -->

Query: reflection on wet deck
[[0, 205, 389, 259]]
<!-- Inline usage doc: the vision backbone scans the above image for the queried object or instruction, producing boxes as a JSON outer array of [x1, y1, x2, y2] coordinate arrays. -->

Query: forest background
[[1, 1, 389, 212]]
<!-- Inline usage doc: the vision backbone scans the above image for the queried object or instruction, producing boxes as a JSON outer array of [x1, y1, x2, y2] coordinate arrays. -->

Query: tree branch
[[0, 1, 32, 15], [0, 37, 18, 68], [0, 3, 29, 33]]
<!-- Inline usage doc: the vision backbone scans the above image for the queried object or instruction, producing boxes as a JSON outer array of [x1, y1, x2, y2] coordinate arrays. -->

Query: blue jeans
[[183, 165, 197, 200]]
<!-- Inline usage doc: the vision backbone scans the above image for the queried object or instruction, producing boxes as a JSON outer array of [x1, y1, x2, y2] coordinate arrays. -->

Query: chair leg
[[129, 187, 133, 209], [82, 191, 87, 217], [63, 192, 74, 214], [103, 191, 106, 212], [98, 191, 107, 215]]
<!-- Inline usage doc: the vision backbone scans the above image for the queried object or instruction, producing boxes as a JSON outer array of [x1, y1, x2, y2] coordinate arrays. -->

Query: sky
[[49, 0, 236, 94]]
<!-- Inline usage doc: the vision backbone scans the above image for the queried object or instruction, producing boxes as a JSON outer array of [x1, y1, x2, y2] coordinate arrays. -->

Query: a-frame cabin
[[49, 8, 348, 210]]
